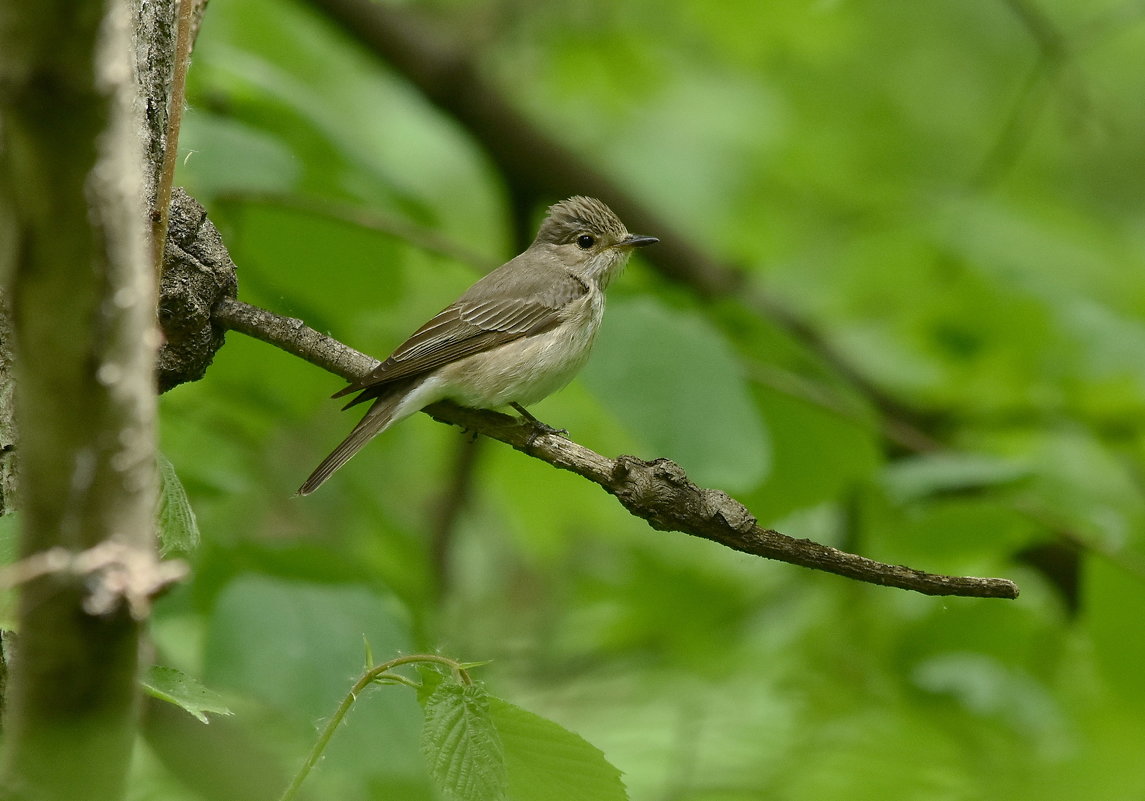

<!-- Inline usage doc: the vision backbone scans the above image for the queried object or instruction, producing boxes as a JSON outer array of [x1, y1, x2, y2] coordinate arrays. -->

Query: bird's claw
[[511, 402, 567, 447], [524, 421, 567, 449]]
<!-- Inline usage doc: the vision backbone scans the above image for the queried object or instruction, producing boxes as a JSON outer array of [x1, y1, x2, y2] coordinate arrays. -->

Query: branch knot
[[157, 187, 238, 392]]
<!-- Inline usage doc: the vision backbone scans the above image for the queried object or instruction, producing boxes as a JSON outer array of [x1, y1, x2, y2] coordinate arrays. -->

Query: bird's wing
[[334, 267, 587, 407]]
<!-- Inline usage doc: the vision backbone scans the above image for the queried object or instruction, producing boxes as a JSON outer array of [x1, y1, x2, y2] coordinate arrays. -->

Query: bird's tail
[[297, 385, 409, 496]]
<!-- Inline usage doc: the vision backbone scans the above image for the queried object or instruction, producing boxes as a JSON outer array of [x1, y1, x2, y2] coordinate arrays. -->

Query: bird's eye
[[576, 234, 595, 250]]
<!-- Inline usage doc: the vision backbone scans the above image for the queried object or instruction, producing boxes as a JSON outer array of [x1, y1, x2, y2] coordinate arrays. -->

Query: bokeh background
[[148, 0, 1145, 798]]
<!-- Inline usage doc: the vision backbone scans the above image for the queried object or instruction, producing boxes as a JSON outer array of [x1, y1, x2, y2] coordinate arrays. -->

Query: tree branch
[[213, 298, 1019, 600]]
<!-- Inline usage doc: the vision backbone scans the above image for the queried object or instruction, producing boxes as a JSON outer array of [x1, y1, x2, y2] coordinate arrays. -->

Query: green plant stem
[[277, 654, 471, 801]]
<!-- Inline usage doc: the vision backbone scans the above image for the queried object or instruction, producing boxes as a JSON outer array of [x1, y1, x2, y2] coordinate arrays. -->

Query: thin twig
[[215, 191, 495, 271], [214, 298, 1020, 600], [151, 0, 195, 277], [974, 62, 1056, 189], [978, 0, 1095, 188]]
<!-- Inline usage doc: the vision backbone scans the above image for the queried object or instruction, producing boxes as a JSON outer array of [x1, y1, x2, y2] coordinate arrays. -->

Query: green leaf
[[205, 576, 411, 720], [157, 453, 200, 556], [178, 113, 301, 198], [583, 297, 771, 492], [1085, 557, 1145, 715], [416, 665, 447, 707], [362, 633, 375, 672], [420, 682, 508, 801], [911, 653, 1069, 754], [489, 696, 627, 801], [880, 452, 1029, 503], [142, 665, 233, 724]]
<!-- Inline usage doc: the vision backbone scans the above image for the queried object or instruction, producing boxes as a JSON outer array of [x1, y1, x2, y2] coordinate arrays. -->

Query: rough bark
[[157, 188, 237, 392]]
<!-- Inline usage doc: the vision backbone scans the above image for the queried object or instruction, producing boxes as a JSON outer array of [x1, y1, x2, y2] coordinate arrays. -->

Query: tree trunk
[[0, 0, 158, 798]]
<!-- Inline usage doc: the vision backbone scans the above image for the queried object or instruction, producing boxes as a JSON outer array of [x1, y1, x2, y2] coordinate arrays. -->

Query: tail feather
[[297, 388, 407, 495]]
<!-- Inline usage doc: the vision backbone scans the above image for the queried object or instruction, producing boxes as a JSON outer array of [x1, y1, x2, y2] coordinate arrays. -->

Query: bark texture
[[0, 0, 158, 798]]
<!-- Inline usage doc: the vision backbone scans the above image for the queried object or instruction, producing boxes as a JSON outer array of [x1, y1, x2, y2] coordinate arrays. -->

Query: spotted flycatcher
[[299, 196, 657, 495]]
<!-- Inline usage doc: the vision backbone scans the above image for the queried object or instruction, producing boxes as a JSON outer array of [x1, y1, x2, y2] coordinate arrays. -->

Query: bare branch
[[214, 298, 377, 378], [214, 299, 1019, 600]]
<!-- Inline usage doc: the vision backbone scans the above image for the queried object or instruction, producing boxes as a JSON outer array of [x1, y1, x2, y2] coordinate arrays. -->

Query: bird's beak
[[617, 234, 659, 249]]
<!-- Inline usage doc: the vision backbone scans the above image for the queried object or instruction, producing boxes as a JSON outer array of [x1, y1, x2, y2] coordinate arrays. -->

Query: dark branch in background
[[429, 437, 482, 600], [213, 298, 1019, 600], [976, 0, 1077, 188], [976, 0, 1145, 188], [215, 191, 494, 271], [302, 0, 941, 454]]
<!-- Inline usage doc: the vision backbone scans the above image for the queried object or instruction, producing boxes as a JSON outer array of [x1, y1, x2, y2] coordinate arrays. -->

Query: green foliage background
[[147, 0, 1145, 798]]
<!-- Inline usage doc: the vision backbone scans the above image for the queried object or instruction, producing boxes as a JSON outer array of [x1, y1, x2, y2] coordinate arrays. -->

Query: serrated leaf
[[488, 696, 627, 801], [420, 683, 507, 801], [143, 665, 233, 724], [416, 665, 447, 706], [157, 453, 200, 556]]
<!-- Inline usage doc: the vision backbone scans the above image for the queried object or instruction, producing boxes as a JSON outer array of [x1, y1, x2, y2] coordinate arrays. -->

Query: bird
[[298, 196, 658, 495]]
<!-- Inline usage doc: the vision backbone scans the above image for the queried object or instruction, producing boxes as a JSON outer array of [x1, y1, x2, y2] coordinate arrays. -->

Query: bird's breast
[[434, 291, 605, 409]]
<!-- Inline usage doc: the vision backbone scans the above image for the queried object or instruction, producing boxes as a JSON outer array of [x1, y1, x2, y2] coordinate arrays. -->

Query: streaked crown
[[534, 196, 628, 246]]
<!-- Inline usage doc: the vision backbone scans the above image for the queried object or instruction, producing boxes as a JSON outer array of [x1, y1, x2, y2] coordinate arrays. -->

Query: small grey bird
[[298, 196, 657, 495]]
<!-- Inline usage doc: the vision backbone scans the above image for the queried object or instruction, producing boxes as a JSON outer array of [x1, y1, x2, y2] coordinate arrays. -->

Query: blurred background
[[147, 0, 1145, 798]]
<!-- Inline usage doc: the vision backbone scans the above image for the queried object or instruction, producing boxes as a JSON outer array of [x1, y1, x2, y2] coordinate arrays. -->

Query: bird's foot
[[511, 403, 568, 447]]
